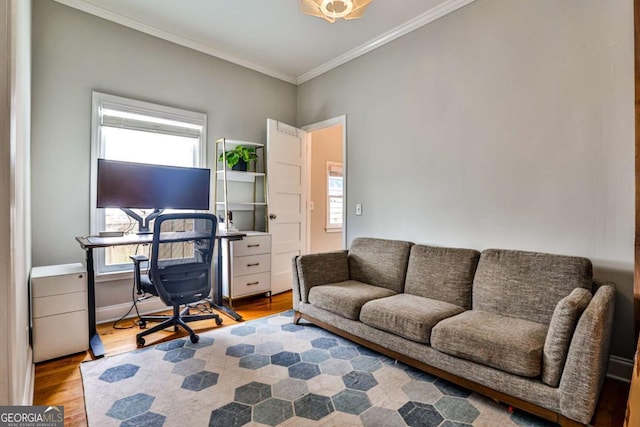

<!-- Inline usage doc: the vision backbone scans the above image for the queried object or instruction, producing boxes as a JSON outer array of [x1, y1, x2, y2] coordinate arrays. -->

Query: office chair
[[131, 212, 222, 346]]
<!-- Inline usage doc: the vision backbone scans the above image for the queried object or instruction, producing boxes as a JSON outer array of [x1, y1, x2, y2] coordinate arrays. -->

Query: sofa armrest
[[292, 251, 349, 308], [559, 281, 615, 425], [292, 256, 302, 310]]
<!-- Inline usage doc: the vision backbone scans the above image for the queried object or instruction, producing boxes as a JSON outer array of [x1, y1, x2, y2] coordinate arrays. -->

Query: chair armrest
[[559, 281, 616, 425], [293, 250, 349, 308], [130, 255, 149, 263], [129, 255, 149, 295]]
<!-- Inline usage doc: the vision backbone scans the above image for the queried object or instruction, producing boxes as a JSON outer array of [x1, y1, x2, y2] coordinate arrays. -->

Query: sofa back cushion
[[473, 249, 592, 325], [348, 237, 413, 293], [404, 245, 480, 309]]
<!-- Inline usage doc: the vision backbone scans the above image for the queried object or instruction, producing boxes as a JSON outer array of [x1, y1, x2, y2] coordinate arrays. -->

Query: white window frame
[[326, 161, 343, 232], [90, 91, 207, 277]]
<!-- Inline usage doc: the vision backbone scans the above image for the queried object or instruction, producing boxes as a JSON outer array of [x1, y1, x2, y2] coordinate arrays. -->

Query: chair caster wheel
[[138, 320, 146, 329], [137, 337, 145, 347], [216, 317, 223, 326], [190, 334, 199, 344]]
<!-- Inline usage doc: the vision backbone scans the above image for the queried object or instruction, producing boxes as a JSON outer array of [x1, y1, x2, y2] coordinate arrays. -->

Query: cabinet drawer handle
[[247, 281, 260, 286], [247, 263, 260, 267], [247, 244, 260, 248]]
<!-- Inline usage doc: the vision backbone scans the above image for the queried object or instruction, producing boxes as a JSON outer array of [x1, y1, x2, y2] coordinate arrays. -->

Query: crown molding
[[52, 0, 298, 85], [296, 0, 477, 84], [54, 0, 475, 86]]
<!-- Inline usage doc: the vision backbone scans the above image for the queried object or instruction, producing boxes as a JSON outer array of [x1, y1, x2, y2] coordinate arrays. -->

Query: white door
[[267, 119, 307, 295]]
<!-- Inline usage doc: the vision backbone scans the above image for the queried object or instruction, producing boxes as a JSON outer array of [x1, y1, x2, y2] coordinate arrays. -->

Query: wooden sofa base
[[294, 311, 586, 427]]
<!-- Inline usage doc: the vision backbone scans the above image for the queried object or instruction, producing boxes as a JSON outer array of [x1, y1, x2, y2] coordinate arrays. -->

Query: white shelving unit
[[213, 138, 267, 231], [214, 137, 271, 305]]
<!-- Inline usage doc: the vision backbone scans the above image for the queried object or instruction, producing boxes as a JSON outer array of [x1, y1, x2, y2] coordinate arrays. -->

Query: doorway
[[302, 116, 347, 253]]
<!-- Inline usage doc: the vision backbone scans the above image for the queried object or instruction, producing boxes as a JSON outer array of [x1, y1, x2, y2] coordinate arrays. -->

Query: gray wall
[[298, 0, 635, 359], [31, 0, 297, 307]]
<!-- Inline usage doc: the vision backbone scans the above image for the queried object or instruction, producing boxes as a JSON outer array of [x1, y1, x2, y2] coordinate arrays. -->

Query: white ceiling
[[54, 0, 475, 84]]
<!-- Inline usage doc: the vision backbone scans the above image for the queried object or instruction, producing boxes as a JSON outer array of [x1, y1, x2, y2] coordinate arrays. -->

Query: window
[[90, 92, 207, 275], [326, 162, 343, 231]]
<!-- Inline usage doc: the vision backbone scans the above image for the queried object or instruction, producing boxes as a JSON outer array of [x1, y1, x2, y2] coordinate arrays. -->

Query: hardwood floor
[[34, 291, 629, 426]]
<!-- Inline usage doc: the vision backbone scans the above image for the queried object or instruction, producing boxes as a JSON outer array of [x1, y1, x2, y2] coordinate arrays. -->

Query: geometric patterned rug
[[80, 311, 556, 426]]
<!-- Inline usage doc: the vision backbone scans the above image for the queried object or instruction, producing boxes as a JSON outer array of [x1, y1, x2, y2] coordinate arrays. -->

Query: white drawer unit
[[232, 272, 271, 298], [31, 263, 89, 363], [232, 253, 271, 277], [222, 232, 272, 306]]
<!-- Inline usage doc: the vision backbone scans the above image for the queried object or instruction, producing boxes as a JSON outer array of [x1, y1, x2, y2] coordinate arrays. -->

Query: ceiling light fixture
[[300, 0, 372, 23]]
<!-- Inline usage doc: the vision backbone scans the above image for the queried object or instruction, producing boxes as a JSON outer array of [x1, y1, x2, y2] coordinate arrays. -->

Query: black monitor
[[96, 158, 210, 233]]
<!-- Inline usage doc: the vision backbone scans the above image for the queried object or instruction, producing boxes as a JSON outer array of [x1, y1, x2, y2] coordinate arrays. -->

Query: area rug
[[81, 311, 555, 426]]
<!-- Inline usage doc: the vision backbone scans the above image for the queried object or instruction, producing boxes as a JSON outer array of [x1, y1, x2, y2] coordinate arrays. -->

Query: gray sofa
[[291, 237, 615, 426]]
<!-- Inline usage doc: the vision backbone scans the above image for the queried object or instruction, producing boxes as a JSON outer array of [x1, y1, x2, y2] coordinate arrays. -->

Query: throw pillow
[[542, 287, 592, 387]]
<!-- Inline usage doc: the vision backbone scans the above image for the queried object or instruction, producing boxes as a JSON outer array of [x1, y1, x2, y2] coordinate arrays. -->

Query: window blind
[[100, 108, 202, 139]]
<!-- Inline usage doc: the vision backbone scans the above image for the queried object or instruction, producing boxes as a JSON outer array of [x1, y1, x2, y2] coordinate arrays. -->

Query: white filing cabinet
[[222, 232, 271, 306], [31, 263, 89, 363]]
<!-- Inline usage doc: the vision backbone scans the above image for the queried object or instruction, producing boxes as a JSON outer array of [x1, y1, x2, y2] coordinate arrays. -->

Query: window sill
[[95, 269, 135, 283], [325, 228, 343, 234]]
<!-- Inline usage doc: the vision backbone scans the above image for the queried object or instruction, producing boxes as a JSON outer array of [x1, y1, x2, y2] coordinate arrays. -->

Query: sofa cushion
[[308, 280, 396, 320], [348, 238, 413, 293], [360, 294, 465, 344], [473, 249, 592, 325], [404, 245, 480, 309], [542, 287, 592, 387], [431, 310, 548, 377]]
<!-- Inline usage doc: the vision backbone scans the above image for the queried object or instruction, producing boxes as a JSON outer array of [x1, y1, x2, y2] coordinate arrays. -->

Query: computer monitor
[[96, 158, 211, 233]]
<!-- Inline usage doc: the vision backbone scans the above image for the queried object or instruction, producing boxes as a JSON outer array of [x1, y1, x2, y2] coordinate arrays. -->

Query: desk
[[76, 231, 245, 358]]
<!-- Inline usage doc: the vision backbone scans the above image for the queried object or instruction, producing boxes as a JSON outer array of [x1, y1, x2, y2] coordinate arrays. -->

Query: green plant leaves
[[219, 145, 258, 169]]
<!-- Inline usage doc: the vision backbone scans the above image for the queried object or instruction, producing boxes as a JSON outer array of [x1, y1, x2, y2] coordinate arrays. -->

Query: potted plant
[[219, 145, 258, 171]]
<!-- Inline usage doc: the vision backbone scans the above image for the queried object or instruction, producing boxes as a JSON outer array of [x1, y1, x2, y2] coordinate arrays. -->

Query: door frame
[[302, 115, 347, 252], [634, 0, 639, 336]]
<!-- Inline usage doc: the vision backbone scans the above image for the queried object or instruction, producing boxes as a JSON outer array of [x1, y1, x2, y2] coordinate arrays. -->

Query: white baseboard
[[96, 297, 166, 324], [607, 355, 633, 383]]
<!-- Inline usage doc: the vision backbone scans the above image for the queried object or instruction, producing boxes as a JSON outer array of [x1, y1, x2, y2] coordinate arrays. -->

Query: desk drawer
[[32, 272, 87, 298], [33, 310, 89, 362], [233, 235, 271, 257], [33, 291, 87, 318], [233, 254, 270, 276], [232, 272, 270, 297]]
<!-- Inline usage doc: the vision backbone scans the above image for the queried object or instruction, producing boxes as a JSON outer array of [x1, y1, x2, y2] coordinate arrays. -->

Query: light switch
[[309, 201, 315, 211], [355, 203, 362, 216]]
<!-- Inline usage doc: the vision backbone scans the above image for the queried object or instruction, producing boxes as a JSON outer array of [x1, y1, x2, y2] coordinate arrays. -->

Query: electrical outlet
[[355, 203, 362, 216]]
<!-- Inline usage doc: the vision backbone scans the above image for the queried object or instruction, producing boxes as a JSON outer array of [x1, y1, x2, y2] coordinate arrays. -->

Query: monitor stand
[[121, 208, 163, 234]]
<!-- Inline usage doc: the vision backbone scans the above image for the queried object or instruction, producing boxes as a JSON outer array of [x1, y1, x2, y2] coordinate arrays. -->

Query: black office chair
[[131, 212, 222, 347]]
